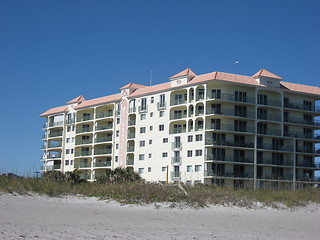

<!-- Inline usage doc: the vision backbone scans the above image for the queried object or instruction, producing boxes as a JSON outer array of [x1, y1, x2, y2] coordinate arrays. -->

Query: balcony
[[76, 127, 93, 134], [96, 111, 113, 119], [196, 94, 205, 101], [257, 129, 281, 136], [126, 158, 134, 166], [296, 177, 320, 182], [47, 142, 62, 148], [205, 154, 254, 164], [204, 170, 254, 179], [48, 131, 63, 138], [94, 161, 111, 168], [257, 143, 293, 152], [95, 136, 112, 143], [138, 105, 148, 113], [172, 142, 182, 150], [296, 147, 320, 154], [207, 93, 255, 104], [205, 139, 254, 148], [65, 119, 75, 125], [157, 101, 166, 110], [128, 120, 136, 126], [172, 99, 187, 106], [171, 171, 181, 179], [127, 146, 135, 152], [77, 115, 93, 122], [48, 153, 62, 159], [257, 160, 293, 167], [96, 124, 113, 131], [257, 99, 281, 108], [48, 121, 64, 128], [75, 139, 93, 145], [170, 127, 187, 134], [170, 112, 187, 120], [206, 123, 255, 134], [75, 151, 91, 157], [258, 114, 281, 122], [195, 109, 204, 116], [75, 162, 91, 168], [129, 107, 136, 113], [284, 102, 320, 112], [206, 108, 255, 119], [284, 117, 320, 126], [94, 149, 112, 155], [284, 132, 320, 140], [257, 175, 293, 181], [171, 157, 182, 165], [46, 165, 61, 171], [296, 162, 320, 168], [127, 133, 135, 139]]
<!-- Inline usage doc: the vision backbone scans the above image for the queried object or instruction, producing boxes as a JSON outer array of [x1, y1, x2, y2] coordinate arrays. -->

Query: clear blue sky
[[0, 0, 319, 175]]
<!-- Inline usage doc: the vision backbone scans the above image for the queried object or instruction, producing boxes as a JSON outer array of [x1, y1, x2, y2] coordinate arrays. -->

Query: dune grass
[[1, 175, 320, 208]]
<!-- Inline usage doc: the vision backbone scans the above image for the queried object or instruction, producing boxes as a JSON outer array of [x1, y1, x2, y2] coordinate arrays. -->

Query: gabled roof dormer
[[169, 68, 196, 87], [120, 83, 147, 98], [252, 69, 282, 88], [66, 95, 85, 104]]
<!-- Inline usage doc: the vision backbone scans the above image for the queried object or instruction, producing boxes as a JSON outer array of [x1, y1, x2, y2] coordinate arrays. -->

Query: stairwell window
[[195, 150, 202, 156], [159, 125, 164, 131], [195, 165, 202, 172]]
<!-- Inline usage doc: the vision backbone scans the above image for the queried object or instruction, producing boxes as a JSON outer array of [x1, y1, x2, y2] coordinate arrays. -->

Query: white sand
[[0, 194, 319, 240]]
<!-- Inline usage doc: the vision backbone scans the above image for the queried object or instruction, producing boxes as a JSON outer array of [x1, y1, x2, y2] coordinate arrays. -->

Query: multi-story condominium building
[[40, 68, 320, 189]]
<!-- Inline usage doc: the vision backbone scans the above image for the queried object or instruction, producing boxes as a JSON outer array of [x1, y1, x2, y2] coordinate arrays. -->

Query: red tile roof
[[169, 68, 197, 79], [120, 83, 147, 90], [40, 105, 68, 117], [252, 69, 282, 80], [74, 93, 121, 110], [66, 95, 85, 104], [40, 68, 319, 117]]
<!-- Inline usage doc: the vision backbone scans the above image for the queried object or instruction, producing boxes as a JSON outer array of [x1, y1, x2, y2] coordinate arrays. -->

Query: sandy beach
[[0, 194, 319, 240]]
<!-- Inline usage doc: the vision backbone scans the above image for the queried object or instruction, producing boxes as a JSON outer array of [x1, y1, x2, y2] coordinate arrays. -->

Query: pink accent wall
[[118, 99, 128, 168]]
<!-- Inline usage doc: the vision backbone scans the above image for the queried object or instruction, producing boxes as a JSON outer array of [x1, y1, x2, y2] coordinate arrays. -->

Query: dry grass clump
[[1, 174, 320, 208]]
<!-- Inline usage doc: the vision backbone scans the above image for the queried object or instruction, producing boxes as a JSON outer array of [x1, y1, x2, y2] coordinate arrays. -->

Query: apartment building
[[40, 68, 320, 189]]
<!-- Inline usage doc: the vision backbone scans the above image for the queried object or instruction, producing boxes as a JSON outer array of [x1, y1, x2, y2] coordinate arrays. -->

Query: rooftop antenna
[[149, 69, 152, 86]]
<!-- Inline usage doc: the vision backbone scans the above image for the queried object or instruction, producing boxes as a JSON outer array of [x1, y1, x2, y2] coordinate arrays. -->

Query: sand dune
[[0, 194, 319, 240]]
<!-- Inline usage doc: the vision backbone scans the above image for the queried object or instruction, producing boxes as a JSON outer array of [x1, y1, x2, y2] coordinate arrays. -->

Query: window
[[159, 125, 164, 131], [116, 144, 119, 149], [187, 150, 193, 157], [149, 139, 152, 144], [187, 165, 192, 172], [66, 138, 70, 143], [140, 98, 147, 111], [150, 112, 153, 117], [234, 120, 247, 132], [66, 149, 70, 154], [235, 91, 247, 102], [116, 130, 119, 137], [139, 154, 145, 161], [70, 160, 73, 165], [149, 153, 152, 158], [141, 114, 146, 120], [65, 160, 69, 166], [188, 135, 193, 142], [148, 167, 152, 172], [71, 149, 74, 154], [72, 137, 75, 142], [159, 111, 164, 117], [150, 126, 153, 131], [115, 156, 118, 162], [257, 94, 267, 105], [151, 97, 154, 103], [163, 138, 168, 143], [195, 150, 202, 156], [162, 167, 167, 172], [117, 118, 120, 124], [139, 141, 145, 147], [140, 127, 146, 133], [235, 105, 247, 117], [139, 168, 144, 174], [67, 126, 71, 132], [195, 165, 202, 172], [162, 152, 168, 158], [72, 126, 75, 131], [195, 134, 202, 141]]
